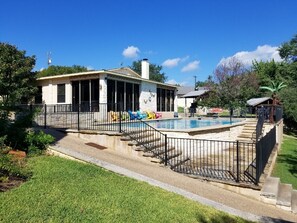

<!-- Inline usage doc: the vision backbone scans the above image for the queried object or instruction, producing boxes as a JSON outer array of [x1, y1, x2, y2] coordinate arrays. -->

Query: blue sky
[[1, 0, 296, 86]]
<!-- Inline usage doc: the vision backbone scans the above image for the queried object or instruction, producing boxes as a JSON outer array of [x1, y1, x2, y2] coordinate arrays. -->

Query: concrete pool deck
[[42, 128, 297, 223]]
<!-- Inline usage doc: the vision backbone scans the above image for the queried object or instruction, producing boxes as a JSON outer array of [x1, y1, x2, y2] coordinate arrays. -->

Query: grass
[[272, 135, 297, 189], [0, 156, 251, 223]]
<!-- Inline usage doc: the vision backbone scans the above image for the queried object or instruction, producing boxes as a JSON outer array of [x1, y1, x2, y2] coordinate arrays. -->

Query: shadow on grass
[[195, 213, 244, 223], [276, 149, 297, 177], [196, 213, 295, 223]]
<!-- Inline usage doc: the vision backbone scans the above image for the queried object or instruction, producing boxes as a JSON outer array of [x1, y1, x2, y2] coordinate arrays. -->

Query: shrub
[[25, 130, 54, 154], [0, 154, 31, 181]]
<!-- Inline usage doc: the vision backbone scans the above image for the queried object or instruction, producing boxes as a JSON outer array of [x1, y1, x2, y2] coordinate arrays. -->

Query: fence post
[[44, 104, 47, 129], [77, 104, 80, 131], [164, 134, 168, 166], [255, 142, 261, 185], [236, 140, 240, 182], [119, 110, 122, 133]]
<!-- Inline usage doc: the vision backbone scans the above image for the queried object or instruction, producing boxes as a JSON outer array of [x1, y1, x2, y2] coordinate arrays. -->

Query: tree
[[0, 43, 54, 152], [0, 43, 36, 106], [260, 81, 287, 123], [259, 81, 287, 95], [130, 60, 167, 83], [213, 57, 259, 108], [279, 34, 297, 62], [37, 65, 88, 78], [277, 34, 297, 129]]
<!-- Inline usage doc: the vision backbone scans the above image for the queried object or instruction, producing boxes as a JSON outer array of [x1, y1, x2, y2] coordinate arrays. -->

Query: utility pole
[[194, 75, 197, 90], [47, 52, 52, 67]]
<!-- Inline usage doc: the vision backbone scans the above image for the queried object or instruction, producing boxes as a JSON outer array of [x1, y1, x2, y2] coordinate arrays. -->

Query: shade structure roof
[[246, 97, 272, 106]]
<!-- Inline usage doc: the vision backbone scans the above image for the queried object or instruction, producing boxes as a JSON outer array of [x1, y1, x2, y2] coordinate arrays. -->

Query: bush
[[25, 130, 54, 154], [0, 154, 30, 181]]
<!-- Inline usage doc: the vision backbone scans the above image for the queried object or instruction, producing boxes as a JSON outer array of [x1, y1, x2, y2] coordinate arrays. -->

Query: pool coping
[[145, 117, 246, 134]]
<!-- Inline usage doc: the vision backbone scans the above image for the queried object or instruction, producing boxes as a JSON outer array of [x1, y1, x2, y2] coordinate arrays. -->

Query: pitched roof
[[177, 86, 195, 95], [37, 67, 177, 89], [107, 67, 140, 78], [181, 89, 209, 98]]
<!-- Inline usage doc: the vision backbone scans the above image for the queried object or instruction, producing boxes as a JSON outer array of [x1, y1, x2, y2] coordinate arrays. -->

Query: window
[[35, 86, 42, 104], [57, 84, 65, 103]]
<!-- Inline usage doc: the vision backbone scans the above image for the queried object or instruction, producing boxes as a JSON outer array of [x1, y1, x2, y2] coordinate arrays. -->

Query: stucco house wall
[[140, 82, 157, 111]]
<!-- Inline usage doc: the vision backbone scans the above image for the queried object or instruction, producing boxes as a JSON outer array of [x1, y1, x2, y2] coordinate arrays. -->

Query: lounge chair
[[121, 111, 130, 121], [128, 110, 138, 120], [136, 110, 147, 119], [155, 112, 162, 119], [110, 111, 119, 121], [146, 111, 156, 119]]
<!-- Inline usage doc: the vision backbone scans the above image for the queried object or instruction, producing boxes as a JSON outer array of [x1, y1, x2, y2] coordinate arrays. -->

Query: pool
[[146, 118, 239, 130]]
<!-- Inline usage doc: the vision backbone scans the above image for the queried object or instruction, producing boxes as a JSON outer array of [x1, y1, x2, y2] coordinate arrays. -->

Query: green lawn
[[272, 135, 297, 189], [0, 156, 251, 223]]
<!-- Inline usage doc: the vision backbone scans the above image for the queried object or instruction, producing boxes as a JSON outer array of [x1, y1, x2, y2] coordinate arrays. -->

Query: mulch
[[0, 176, 26, 192]]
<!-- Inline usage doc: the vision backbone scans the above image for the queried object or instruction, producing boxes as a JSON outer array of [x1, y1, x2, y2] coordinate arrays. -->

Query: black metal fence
[[255, 126, 276, 183], [167, 137, 256, 184], [10, 103, 279, 186]]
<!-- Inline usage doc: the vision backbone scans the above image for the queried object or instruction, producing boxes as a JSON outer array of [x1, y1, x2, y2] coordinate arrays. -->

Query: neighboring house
[[177, 86, 195, 108], [36, 59, 177, 113]]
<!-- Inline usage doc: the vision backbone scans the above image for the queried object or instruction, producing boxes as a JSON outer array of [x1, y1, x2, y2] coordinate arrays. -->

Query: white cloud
[[181, 55, 190, 62], [122, 46, 140, 58], [162, 56, 190, 68], [181, 60, 200, 72], [39, 67, 45, 71], [162, 58, 181, 68], [219, 45, 282, 66]]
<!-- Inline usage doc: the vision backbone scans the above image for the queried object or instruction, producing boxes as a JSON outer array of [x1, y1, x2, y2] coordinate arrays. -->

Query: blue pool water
[[146, 118, 237, 129]]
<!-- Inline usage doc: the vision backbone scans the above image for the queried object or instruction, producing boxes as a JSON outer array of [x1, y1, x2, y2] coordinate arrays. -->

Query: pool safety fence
[[10, 103, 280, 186]]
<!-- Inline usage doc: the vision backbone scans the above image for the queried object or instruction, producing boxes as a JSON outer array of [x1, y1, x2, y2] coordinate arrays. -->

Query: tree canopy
[[37, 65, 88, 78], [0, 43, 37, 106], [252, 34, 297, 129], [130, 60, 167, 83], [213, 57, 259, 108], [278, 34, 297, 62]]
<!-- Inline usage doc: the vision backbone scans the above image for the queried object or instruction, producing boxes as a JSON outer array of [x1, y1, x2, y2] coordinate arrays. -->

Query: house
[[36, 59, 177, 116], [177, 86, 195, 108]]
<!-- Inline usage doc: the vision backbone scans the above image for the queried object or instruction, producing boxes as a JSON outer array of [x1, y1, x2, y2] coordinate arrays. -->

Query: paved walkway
[[42, 128, 296, 223]]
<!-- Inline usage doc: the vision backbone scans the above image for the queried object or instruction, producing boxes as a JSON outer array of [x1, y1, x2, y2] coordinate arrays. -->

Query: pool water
[[147, 118, 237, 129]]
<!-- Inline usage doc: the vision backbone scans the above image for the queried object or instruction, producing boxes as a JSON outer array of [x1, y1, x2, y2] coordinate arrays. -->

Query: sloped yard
[[0, 155, 250, 223]]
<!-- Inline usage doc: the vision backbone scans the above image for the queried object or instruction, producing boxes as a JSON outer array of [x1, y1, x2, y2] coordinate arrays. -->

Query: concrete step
[[152, 146, 175, 155], [125, 131, 154, 139], [146, 142, 166, 151], [137, 137, 161, 145], [237, 133, 255, 138], [276, 183, 293, 211], [242, 127, 256, 131], [241, 129, 255, 133], [236, 137, 255, 143], [260, 177, 280, 205], [155, 150, 182, 160], [291, 190, 297, 214]]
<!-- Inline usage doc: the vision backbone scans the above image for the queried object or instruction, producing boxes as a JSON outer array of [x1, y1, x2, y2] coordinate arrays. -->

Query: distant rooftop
[[177, 86, 194, 95]]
